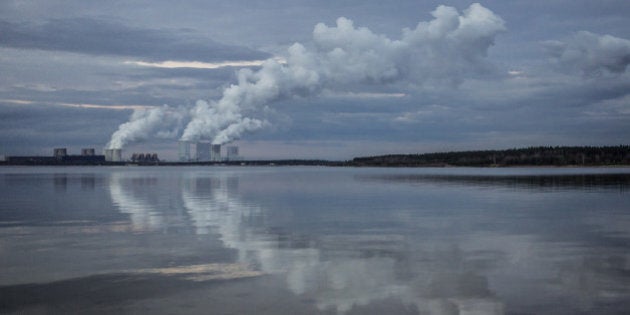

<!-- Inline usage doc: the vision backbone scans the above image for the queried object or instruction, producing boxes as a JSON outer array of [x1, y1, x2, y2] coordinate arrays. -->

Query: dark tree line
[[351, 146, 630, 167]]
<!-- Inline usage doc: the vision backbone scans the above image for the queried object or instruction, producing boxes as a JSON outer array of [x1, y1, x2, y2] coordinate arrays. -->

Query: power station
[[4, 148, 106, 165], [2, 142, 240, 165], [178, 141, 239, 162], [104, 149, 122, 162]]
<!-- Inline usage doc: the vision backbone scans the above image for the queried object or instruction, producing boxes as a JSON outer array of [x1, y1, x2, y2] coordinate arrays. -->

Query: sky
[[1, 0, 629, 160]]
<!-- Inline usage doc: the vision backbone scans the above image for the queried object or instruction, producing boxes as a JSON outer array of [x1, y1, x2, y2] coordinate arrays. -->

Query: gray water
[[1, 166, 629, 314]]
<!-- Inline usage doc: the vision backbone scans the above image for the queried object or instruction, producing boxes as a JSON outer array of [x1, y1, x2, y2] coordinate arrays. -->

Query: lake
[[1, 166, 629, 314]]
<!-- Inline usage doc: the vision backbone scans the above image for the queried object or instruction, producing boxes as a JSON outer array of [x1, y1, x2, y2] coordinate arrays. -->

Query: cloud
[[0, 100, 125, 153], [544, 31, 630, 76], [126, 60, 270, 70], [0, 18, 270, 62], [177, 3, 506, 145]]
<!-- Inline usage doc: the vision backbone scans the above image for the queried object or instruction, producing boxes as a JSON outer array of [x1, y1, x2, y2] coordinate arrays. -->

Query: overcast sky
[[1, 0, 629, 160]]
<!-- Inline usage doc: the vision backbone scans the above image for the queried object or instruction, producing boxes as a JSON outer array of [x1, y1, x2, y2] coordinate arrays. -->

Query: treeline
[[351, 146, 630, 167]]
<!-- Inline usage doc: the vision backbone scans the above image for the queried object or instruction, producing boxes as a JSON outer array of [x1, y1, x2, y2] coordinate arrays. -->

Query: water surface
[[1, 166, 629, 314]]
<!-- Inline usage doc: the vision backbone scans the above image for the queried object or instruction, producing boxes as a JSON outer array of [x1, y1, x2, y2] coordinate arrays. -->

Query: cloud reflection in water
[[106, 168, 630, 314]]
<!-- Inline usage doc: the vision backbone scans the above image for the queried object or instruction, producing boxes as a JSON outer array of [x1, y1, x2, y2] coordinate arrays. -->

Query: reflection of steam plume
[[108, 173, 163, 231], [179, 175, 504, 314], [109, 4, 505, 147], [181, 176, 320, 275]]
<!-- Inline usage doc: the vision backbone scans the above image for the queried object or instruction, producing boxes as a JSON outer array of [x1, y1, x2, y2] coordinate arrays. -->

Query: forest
[[350, 146, 630, 167]]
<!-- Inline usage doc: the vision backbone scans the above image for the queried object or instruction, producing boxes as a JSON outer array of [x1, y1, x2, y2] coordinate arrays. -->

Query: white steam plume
[[110, 3, 505, 148], [180, 3, 505, 144], [106, 105, 186, 149]]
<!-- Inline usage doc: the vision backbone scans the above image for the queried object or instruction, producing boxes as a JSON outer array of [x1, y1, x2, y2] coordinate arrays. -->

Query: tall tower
[[104, 149, 122, 161], [196, 142, 211, 161], [178, 141, 191, 162]]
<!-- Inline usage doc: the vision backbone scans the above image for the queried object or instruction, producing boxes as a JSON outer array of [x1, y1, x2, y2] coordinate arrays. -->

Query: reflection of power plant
[[178, 141, 239, 162]]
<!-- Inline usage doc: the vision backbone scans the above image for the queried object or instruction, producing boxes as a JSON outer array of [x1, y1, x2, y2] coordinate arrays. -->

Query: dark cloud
[[0, 102, 126, 154], [0, 18, 270, 62], [1, 1, 630, 158]]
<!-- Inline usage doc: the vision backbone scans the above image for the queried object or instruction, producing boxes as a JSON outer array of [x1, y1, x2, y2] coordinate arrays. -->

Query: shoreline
[[1, 161, 630, 168]]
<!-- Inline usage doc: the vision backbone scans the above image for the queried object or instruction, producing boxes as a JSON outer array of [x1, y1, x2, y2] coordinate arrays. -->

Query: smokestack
[[211, 144, 221, 161]]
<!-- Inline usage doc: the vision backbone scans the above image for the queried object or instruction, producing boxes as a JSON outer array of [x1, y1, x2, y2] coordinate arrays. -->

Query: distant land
[[350, 145, 630, 167], [1, 146, 630, 167]]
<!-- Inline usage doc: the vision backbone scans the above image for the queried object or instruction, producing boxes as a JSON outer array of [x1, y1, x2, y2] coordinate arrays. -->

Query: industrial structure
[[178, 141, 191, 162], [53, 148, 67, 159], [226, 146, 240, 161], [2, 142, 244, 164], [104, 149, 122, 162], [177, 141, 239, 162], [196, 142, 211, 161], [81, 148, 95, 156], [4, 148, 105, 165], [131, 153, 159, 163], [211, 144, 221, 161]]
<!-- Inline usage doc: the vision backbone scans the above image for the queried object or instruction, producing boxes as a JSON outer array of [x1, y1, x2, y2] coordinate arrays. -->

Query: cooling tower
[[178, 141, 191, 162], [211, 144, 221, 161], [196, 142, 211, 162], [104, 149, 122, 162], [226, 146, 239, 161]]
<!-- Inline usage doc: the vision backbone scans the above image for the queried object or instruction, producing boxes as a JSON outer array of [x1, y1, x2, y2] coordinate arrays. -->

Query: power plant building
[[178, 141, 191, 162], [53, 148, 67, 159], [5, 148, 105, 165], [226, 146, 240, 161], [211, 144, 221, 161], [131, 153, 159, 163], [177, 142, 242, 162], [104, 149, 122, 162], [81, 148, 95, 156], [196, 142, 211, 161]]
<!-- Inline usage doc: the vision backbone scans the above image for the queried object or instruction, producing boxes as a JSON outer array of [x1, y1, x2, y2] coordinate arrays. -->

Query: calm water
[[1, 166, 629, 314]]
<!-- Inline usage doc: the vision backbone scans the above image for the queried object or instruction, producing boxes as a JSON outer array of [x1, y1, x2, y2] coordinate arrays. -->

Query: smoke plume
[[106, 105, 186, 149], [110, 3, 506, 148]]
